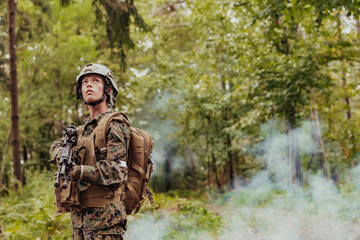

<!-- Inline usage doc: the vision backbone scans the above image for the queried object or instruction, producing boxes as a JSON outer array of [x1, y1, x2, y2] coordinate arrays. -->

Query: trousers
[[72, 224, 125, 240]]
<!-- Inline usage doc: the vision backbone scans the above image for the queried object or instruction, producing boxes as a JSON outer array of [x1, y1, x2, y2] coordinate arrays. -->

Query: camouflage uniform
[[50, 111, 130, 239]]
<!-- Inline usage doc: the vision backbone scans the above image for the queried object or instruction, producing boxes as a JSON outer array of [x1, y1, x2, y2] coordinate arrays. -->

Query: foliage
[[91, 0, 151, 70], [0, 170, 71, 239], [0, 171, 223, 239], [136, 0, 360, 186]]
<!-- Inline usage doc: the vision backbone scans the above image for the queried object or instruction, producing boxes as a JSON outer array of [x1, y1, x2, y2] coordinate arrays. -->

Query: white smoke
[[124, 213, 170, 240], [126, 120, 360, 240], [125, 210, 215, 240], [219, 121, 360, 240], [219, 175, 360, 239], [136, 93, 186, 176]]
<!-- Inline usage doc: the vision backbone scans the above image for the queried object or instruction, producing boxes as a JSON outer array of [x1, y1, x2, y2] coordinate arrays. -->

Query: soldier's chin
[[85, 96, 101, 103]]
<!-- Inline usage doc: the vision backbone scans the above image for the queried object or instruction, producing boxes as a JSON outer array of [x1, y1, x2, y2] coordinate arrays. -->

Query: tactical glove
[[69, 165, 81, 180]]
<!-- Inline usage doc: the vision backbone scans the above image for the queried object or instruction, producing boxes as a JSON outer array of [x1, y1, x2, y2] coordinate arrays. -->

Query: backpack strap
[[93, 112, 130, 156], [132, 163, 146, 179], [145, 188, 154, 204], [131, 188, 154, 214]]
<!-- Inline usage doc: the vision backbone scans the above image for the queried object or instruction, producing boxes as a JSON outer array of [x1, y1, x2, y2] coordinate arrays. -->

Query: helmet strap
[[83, 92, 106, 106]]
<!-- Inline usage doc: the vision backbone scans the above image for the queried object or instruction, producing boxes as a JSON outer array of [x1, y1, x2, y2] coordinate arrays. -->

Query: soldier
[[50, 63, 130, 239]]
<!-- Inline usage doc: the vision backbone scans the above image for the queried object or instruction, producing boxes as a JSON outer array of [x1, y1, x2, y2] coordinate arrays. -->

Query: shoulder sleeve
[[106, 119, 131, 163]]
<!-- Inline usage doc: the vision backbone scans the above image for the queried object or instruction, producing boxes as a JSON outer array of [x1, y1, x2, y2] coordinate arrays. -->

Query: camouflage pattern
[[78, 111, 130, 187], [50, 111, 130, 237], [50, 139, 64, 163], [72, 224, 124, 240]]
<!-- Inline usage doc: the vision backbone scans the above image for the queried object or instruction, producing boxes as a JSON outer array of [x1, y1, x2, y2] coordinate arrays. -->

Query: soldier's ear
[[107, 85, 112, 94]]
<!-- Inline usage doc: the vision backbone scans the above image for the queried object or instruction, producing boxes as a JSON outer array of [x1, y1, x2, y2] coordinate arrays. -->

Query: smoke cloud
[[126, 120, 360, 239], [219, 121, 360, 239]]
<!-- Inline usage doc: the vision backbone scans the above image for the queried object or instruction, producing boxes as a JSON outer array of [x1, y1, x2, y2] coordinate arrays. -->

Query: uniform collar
[[83, 111, 111, 126]]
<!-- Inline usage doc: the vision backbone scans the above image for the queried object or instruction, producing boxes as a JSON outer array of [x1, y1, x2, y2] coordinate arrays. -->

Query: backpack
[[124, 127, 155, 214], [93, 112, 155, 214]]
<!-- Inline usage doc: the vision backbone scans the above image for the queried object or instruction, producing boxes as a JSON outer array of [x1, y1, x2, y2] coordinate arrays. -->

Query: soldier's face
[[81, 74, 105, 103]]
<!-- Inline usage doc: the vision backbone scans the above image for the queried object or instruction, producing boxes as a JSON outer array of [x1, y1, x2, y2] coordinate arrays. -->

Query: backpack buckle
[[105, 191, 114, 199]]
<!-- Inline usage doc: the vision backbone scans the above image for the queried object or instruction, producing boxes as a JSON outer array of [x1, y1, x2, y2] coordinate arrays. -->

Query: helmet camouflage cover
[[76, 63, 119, 107]]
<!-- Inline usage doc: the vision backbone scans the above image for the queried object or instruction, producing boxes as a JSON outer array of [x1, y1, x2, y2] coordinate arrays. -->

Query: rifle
[[54, 124, 77, 189]]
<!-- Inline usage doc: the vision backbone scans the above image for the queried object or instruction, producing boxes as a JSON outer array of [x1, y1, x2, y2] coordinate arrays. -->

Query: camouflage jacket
[[50, 111, 130, 231]]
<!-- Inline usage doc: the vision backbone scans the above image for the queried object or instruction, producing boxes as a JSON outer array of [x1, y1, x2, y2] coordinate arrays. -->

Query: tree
[[8, 0, 23, 190], [60, 0, 151, 71]]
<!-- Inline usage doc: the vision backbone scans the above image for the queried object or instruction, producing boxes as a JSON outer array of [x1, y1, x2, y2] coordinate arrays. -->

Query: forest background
[[1, 0, 360, 239]]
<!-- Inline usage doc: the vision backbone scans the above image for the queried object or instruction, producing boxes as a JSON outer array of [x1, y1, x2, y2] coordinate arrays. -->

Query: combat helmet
[[76, 63, 118, 108]]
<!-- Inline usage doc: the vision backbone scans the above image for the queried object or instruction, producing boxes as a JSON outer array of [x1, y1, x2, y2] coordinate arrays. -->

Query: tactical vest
[[56, 112, 129, 215], [77, 112, 129, 207]]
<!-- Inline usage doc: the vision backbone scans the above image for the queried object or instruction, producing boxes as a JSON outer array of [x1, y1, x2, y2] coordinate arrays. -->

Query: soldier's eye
[[82, 80, 88, 85]]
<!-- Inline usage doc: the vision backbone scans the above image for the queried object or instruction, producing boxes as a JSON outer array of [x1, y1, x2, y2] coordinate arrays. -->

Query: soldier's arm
[[80, 120, 130, 186], [49, 138, 64, 165]]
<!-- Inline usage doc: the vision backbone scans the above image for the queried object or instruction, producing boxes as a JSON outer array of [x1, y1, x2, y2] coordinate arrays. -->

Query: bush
[[0, 170, 71, 239]]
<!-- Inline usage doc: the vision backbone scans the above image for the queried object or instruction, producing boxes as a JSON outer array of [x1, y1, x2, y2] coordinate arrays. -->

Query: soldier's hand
[[69, 165, 81, 180]]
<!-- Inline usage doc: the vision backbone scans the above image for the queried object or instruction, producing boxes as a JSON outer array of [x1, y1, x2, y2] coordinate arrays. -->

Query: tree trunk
[[309, 90, 327, 176], [337, 16, 356, 165], [206, 134, 211, 189], [286, 106, 302, 186], [305, 153, 314, 185], [207, 153, 211, 189], [226, 136, 235, 190], [164, 144, 172, 192], [211, 153, 222, 191], [286, 124, 293, 185], [0, 134, 11, 190], [293, 131, 302, 185], [287, 126, 302, 186], [310, 108, 327, 168], [164, 157, 171, 192], [342, 66, 351, 120], [341, 62, 357, 166], [22, 145, 27, 164], [8, 0, 22, 190], [217, 44, 236, 190], [186, 147, 197, 190], [274, 15, 302, 185]]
